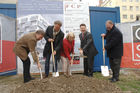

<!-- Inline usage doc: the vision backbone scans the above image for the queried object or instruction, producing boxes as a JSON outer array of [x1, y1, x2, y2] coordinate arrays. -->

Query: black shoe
[[24, 79, 31, 83], [30, 77, 35, 80], [111, 78, 119, 83], [83, 73, 88, 76], [108, 77, 113, 81], [88, 74, 93, 77], [44, 75, 48, 78]]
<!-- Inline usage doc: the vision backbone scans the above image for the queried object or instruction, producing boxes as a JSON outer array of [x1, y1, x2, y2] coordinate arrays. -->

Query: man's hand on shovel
[[101, 33, 106, 37], [103, 48, 105, 53], [53, 50, 56, 55], [79, 48, 83, 55], [48, 38, 54, 42], [37, 62, 41, 69]]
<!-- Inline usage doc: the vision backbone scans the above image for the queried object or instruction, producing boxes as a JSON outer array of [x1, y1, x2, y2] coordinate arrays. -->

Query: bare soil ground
[[0, 69, 140, 93], [11, 75, 122, 93]]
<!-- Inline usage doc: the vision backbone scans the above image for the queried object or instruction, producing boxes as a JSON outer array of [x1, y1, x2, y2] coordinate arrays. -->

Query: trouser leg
[[88, 56, 94, 76], [109, 57, 114, 78], [22, 57, 31, 82], [83, 58, 88, 75], [45, 53, 51, 76], [53, 56, 58, 72], [67, 59, 71, 76], [61, 56, 67, 74], [113, 58, 121, 80]]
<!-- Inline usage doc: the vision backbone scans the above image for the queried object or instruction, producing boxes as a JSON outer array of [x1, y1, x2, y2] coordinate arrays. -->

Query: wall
[[116, 21, 140, 68]]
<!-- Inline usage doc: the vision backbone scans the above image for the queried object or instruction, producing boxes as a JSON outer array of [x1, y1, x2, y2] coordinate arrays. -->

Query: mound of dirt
[[12, 75, 122, 93]]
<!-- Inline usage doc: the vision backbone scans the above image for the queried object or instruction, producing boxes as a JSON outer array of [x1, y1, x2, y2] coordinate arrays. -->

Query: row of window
[[122, 0, 139, 2], [123, 14, 140, 19], [122, 6, 139, 11]]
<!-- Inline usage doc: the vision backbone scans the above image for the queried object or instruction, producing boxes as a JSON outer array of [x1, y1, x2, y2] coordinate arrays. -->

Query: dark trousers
[[21, 57, 31, 82], [83, 56, 94, 76], [109, 57, 121, 79], [45, 53, 58, 76]]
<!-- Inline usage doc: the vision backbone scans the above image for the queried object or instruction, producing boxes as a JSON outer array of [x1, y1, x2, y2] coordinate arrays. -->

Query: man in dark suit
[[101, 20, 123, 82], [79, 24, 98, 77], [43, 20, 64, 77]]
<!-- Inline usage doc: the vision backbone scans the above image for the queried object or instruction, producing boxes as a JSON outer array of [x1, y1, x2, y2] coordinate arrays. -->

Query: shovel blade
[[39, 68, 43, 79], [101, 66, 109, 77], [52, 72, 59, 77]]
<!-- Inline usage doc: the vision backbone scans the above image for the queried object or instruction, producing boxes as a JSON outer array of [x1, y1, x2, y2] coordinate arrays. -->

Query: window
[[123, 15, 127, 19], [130, 6, 133, 11], [130, 15, 134, 19], [136, 6, 139, 11], [136, 0, 139, 2], [136, 15, 140, 21], [130, 0, 133, 2], [122, 6, 127, 10], [122, 0, 127, 2]]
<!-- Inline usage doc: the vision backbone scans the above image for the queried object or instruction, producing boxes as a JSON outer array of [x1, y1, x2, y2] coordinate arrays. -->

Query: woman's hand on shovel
[[70, 60, 73, 66]]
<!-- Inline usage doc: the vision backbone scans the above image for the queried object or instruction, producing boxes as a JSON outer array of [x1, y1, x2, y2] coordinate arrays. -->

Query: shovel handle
[[37, 55, 43, 79], [102, 37, 105, 66], [51, 42, 56, 71], [102, 37, 105, 51], [71, 54, 74, 66], [39, 68, 43, 79]]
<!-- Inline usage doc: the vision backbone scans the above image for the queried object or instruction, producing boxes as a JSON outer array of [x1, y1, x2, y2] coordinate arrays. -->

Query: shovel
[[39, 67, 43, 79], [37, 55, 43, 79], [51, 41, 59, 77], [71, 54, 74, 66], [101, 36, 109, 77]]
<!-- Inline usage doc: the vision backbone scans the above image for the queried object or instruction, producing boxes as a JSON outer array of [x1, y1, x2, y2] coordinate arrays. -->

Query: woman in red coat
[[61, 32, 75, 77]]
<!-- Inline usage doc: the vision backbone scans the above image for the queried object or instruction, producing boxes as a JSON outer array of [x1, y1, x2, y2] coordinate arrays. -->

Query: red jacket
[[61, 38, 75, 61]]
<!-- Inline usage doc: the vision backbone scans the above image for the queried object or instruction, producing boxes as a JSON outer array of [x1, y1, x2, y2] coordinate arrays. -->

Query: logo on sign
[[132, 25, 140, 61]]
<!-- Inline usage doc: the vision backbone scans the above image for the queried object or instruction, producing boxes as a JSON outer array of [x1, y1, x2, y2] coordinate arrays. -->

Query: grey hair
[[54, 20, 62, 26], [36, 30, 45, 36], [106, 20, 114, 25]]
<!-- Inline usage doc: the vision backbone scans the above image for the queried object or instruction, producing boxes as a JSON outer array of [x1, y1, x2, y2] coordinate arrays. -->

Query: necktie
[[82, 33, 84, 40]]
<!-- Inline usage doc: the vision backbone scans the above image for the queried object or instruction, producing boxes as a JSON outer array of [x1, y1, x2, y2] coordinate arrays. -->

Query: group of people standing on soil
[[13, 20, 123, 83]]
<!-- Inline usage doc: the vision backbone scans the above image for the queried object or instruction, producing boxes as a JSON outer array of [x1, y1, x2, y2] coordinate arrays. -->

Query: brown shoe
[[44, 75, 48, 78]]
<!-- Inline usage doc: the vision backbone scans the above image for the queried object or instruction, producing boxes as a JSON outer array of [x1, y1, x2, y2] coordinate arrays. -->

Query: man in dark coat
[[43, 20, 64, 77], [101, 20, 123, 82], [79, 24, 98, 77]]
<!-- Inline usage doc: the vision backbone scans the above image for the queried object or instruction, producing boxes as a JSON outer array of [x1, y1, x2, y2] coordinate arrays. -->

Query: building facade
[[0, 0, 16, 4], [101, 0, 140, 23]]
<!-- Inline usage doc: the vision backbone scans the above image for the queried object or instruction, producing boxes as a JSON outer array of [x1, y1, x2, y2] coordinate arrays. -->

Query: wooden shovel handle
[[71, 54, 74, 66], [51, 42, 56, 71], [102, 37, 105, 66], [37, 54, 43, 79]]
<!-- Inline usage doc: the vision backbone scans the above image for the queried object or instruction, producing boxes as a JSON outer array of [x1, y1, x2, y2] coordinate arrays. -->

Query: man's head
[[106, 20, 114, 31], [35, 30, 45, 41], [66, 32, 75, 42], [54, 20, 62, 32], [80, 24, 87, 33]]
